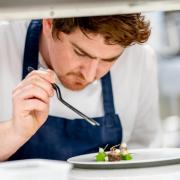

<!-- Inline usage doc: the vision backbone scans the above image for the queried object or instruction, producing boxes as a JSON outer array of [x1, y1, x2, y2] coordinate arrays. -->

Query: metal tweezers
[[28, 67, 100, 126]]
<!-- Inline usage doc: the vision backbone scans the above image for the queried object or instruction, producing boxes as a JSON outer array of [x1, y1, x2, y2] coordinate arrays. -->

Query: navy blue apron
[[8, 20, 123, 161]]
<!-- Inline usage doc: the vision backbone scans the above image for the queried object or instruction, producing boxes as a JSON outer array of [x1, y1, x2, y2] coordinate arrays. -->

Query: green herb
[[96, 152, 106, 161], [96, 148, 107, 162], [121, 153, 133, 160]]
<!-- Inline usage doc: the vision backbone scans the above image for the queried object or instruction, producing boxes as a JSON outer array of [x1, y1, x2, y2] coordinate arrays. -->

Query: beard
[[58, 72, 93, 91]]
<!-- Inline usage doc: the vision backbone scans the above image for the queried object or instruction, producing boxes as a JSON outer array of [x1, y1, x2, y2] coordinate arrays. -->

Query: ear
[[42, 19, 53, 38]]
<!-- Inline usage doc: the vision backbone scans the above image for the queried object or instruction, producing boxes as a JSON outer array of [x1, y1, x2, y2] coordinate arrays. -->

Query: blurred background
[[146, 10, 180, 148]]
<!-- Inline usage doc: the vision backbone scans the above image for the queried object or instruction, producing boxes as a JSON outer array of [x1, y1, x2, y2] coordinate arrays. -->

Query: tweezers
[[27, 66, 100, 126]]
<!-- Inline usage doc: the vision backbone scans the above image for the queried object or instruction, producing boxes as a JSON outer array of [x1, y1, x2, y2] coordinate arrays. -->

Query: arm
[[0, 120, 30, 161], [128, 46, 162, 148], [0, 69, 55, 161]]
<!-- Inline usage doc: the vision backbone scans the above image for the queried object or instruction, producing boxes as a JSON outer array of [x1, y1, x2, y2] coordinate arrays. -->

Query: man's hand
[[11, 69, 55, 139]]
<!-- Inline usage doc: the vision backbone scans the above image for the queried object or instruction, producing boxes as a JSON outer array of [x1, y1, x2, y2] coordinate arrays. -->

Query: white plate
[[67, 148, 180, 169]]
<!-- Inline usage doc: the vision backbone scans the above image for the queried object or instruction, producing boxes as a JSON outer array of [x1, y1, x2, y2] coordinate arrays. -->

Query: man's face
[[45, 23, 124, 91]]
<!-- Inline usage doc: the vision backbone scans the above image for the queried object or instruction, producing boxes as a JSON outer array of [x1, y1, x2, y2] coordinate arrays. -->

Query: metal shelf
[[0, 0, 180, 20]]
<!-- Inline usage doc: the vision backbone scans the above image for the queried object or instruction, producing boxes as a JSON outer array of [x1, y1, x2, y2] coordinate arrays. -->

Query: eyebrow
[[71, 42, 123, 62]]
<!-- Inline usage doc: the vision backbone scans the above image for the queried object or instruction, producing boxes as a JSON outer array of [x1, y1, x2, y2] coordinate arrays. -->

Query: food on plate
[[96, 143, 133, 162]]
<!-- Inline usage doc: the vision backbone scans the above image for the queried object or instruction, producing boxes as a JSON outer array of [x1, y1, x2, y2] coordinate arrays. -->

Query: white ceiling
[[0, 0, 180, 20]]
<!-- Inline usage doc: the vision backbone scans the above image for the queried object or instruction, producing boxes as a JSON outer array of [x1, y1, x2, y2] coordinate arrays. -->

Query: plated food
[[96, 143, 133, 162], [68, 148, 180, 169]]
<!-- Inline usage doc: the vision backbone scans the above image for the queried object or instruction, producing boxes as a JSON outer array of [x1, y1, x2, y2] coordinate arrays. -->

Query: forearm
[[0, 69, 55, 161], [0, 120, 29, 161]]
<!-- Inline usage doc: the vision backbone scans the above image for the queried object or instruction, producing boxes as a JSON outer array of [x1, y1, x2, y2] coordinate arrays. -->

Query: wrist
[[9, 118, 32, 141], [0, 120, 31, 161]]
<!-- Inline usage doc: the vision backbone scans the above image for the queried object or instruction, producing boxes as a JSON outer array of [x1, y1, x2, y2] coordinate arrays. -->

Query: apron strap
[[101, 72, 116, 115], [22, 20, 42, 79]]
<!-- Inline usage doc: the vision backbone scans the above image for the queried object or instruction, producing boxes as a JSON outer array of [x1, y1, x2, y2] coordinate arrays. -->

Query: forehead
[[62, 28, 123, 56]]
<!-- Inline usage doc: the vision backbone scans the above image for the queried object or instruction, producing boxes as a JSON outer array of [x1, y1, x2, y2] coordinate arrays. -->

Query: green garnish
[[96, 152, 106, 161], [121, 153, 133, 160], [96, 148, 106, 161]]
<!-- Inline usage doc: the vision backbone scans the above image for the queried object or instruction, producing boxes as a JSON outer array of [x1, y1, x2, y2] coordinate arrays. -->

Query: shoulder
[[0, 20, 29, 35], [0, 20, 30, 75], [113, 44, 156, 69], [0, 20, 30, 58], [127, 44, 156, 61], [123, 44, 157, 71], [111, 43, 157, 83], [0, 20, 30, 47]]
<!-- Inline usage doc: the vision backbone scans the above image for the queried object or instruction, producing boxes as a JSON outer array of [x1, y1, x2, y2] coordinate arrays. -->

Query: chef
[[0, 14, 162, 161]]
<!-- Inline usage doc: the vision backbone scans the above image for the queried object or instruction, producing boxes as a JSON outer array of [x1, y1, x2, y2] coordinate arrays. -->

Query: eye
[[102, 58, 118, 63], [74, 49, 86, 57]]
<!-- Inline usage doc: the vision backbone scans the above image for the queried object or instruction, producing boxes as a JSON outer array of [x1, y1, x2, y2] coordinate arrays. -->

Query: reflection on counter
[[0, 159, 71, 180], [68, 165, 180, 180]]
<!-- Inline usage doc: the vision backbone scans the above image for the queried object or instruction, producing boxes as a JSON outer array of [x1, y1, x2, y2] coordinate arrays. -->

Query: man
[[0, 14, 162, 161]]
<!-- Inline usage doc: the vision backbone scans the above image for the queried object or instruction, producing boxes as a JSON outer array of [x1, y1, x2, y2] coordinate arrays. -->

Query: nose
[[81, 59, 99, 82]]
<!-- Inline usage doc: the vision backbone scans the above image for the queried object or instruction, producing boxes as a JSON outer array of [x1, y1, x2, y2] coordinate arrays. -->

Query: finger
[[13, 84, 50, 104], [15, 75, 54, 97], [23, 99, 49, 112], [26, 69, 56, 84]]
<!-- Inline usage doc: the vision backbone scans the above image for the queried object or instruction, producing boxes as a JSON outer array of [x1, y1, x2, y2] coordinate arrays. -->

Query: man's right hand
[[11, 69, 55, 139]]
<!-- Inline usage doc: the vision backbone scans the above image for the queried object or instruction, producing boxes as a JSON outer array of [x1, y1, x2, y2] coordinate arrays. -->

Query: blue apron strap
[[22, 20, 42, 79], [101, 72, 116, 115]]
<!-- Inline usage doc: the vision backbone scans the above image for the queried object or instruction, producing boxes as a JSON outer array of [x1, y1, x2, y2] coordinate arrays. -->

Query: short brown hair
[[52, 13, 151, 47]]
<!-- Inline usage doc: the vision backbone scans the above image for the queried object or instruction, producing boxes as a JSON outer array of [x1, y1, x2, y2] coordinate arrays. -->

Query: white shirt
[[0, 20, 162, 148]]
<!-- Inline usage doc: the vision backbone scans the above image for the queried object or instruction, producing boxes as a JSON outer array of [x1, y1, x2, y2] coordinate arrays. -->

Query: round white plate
[[67, 148, 180, 169]]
